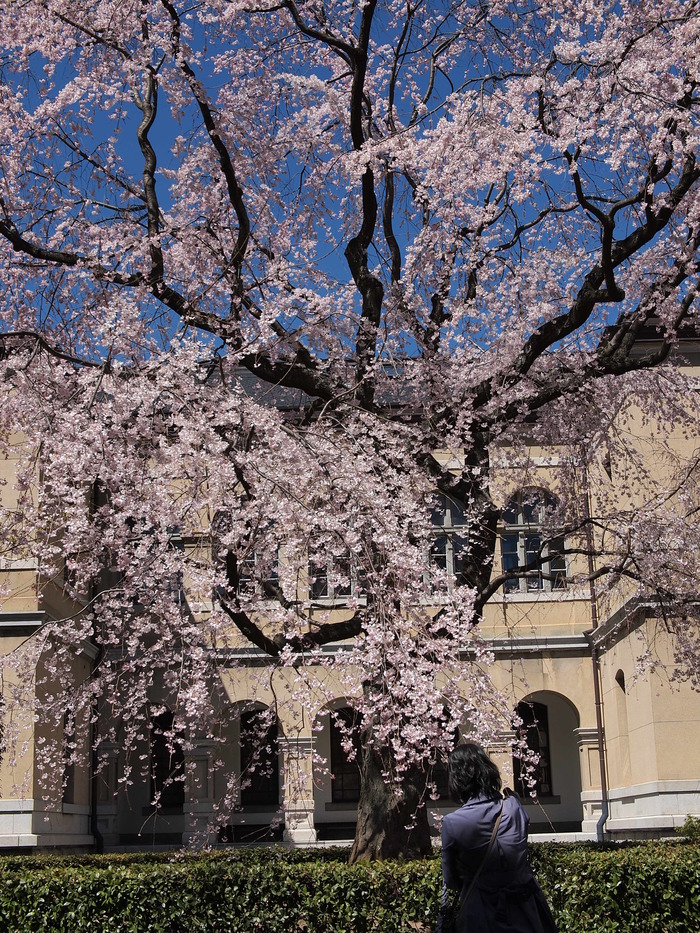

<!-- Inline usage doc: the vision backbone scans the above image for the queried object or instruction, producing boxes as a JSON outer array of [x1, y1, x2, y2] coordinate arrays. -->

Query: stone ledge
[[0, 834, 38, 847], [607, 780, 700, 800]]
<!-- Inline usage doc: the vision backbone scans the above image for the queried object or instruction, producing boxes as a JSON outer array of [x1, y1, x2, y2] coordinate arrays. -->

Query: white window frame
[[308, 550, 365, 605], [428, 493, 467, 585], [236, 546, 280, 599], [500, 491, 567, 595]]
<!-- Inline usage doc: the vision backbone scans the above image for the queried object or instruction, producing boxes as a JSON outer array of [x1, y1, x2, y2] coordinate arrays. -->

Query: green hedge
[[0, 843, 698, 932]]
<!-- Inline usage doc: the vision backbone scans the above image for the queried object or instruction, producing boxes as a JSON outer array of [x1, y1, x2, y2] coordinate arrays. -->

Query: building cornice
[[586, 596, 657, 651], [218, 633, 592, 665], [0, 611, 45, 635]]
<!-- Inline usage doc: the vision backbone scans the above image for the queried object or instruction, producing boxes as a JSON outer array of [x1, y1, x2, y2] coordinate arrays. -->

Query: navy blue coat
[[437, 794, 557, 933]]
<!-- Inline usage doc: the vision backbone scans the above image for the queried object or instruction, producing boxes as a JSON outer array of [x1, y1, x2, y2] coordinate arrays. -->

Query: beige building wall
[[597, 617, 700, 836], [0, 348, 699, 850]]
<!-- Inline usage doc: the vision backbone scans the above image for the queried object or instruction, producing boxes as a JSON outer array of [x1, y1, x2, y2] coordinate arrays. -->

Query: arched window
[[430, 493, 467, 583], [329, 707, 362, 803], [150, 710, 185, 811], [239, 709, 280, 807], [500, 490, 566, 593], [513, 700, 553, 798]]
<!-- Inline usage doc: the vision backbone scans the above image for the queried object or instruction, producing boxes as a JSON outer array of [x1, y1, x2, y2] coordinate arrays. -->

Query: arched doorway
[[313, 701, 363, 840], [513, 690, 583, 833], [215, 703, 283, 844]]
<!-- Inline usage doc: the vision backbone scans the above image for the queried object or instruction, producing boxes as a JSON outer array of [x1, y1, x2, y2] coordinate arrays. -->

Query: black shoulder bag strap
[[453, 798, 505, 919]]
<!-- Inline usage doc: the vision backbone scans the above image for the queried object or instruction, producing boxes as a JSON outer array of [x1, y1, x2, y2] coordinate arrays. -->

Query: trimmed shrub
[[0, 842, 697, 932], [676, 814, 700, 841]]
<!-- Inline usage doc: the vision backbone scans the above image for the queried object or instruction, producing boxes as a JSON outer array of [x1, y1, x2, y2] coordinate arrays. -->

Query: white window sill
[[494, 587, 589, 604]]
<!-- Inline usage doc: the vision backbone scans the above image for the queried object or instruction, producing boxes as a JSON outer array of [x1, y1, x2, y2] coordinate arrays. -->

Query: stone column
[[279, 735, 317, 845], [488, 730, 516, 789], [575, 726, 604, 836], [184, 740, 217, 847]]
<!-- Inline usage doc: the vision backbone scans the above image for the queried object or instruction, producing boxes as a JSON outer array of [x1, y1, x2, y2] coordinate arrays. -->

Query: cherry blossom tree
[[0, 0, 697, 859]]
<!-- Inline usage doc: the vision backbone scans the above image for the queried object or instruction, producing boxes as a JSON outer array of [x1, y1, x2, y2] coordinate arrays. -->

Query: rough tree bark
[[350, 738, 433, 862]]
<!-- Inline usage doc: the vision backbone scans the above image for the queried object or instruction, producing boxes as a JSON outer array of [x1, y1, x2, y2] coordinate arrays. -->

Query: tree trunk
[[349, 741, 433, 863]]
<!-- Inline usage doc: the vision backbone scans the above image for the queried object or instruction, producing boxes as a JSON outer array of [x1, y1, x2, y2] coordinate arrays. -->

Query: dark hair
[[448, 743, 502, 803]]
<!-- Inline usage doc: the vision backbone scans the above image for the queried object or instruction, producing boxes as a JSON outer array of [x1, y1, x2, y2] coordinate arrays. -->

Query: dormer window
[[500, 490, 567, 594]]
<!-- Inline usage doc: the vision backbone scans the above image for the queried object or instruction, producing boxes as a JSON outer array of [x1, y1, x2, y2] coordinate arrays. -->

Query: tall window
[[513, 701, 553, 798], [62, 711, 76, 805], [308, 542, 363, 603], [329, 707, 362, 804], [150, 711, 185, 810], [230, 547, 279, 598], [431, 726, 460, 800], [239, 709, 280, 808], [429, 494, 467, 583], [501, 490, 566, 593]]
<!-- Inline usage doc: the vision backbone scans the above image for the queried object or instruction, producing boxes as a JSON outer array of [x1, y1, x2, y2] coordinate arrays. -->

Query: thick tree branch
[[469, 153, 700, 417], [342, 0, 383, 409], [161, 0, 251, 280], [132, 60, 163, 287], [281, 0, 356, 65], [218, 592, 364, 656], [0, 331, 101, 368]]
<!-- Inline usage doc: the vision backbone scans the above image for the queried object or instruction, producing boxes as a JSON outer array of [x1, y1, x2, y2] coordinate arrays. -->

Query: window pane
[[524, 534, 542, 586], [231, 548, 279, 597], [501, 533, 519, 592], [447, 498, 466, 526], [513, 702, 553, 798], [309, 561, 329, 598], [524, 533, 540, 557], [548, 536, 567, 589], [521, 496, 541, 525], [430, 535, 447, 571], [240, 711, 279, 807], [62, 712, 75, 805], [502, 501, 519, 526], [430, 494, 447, 527], [237, 553, 257, 595], [334, 557, 352, 597], [330, 708, 362, 804], [151, 711, 185, 810], [452, 532, 467, 580], [501, 533, 519, 568]]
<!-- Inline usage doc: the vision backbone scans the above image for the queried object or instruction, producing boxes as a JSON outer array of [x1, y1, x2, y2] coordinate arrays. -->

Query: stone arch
[[312, 697, 363, 841], [213, 699, 284, 844], [513, 689, 583, 833]]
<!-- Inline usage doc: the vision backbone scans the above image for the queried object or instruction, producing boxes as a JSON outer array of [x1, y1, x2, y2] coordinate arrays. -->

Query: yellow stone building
[[0, 333, 699, 852]]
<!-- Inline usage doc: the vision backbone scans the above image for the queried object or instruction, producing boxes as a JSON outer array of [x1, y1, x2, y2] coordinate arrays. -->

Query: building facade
[[0, 343, 699, 852]]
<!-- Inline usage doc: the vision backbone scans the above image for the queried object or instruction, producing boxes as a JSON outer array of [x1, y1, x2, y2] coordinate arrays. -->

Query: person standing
[[436, 743, 558, 933]]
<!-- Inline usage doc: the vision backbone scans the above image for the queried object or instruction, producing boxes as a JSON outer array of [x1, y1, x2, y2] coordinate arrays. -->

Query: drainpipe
[[589, 637, 609, 843], [582, 462, 609, 843]]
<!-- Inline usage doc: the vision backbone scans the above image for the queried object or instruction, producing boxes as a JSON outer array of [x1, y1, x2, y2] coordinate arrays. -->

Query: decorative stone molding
[[574, 727, 603, 794], [283, 806, 317, 846], [606, 780, 700, 836]]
